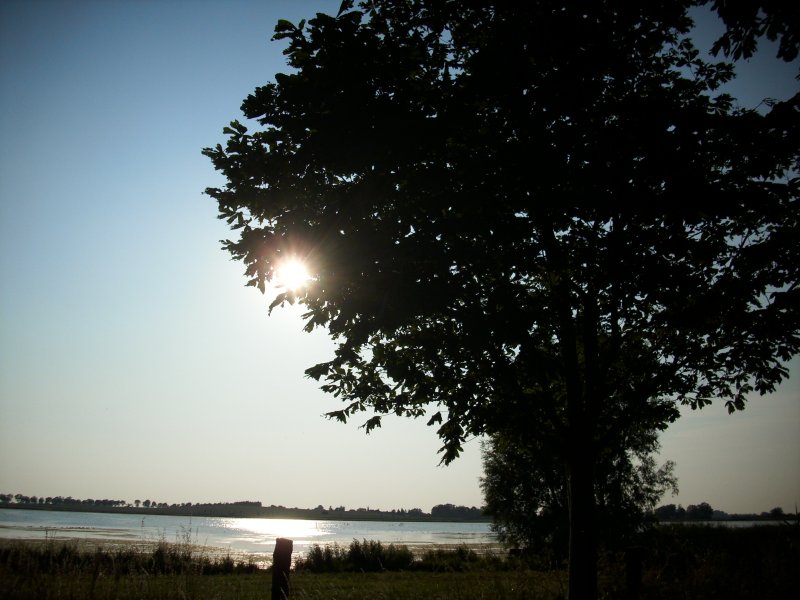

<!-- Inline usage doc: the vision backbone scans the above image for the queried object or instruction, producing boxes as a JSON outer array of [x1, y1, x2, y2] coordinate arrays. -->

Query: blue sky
[[0, 0, 797, 514]]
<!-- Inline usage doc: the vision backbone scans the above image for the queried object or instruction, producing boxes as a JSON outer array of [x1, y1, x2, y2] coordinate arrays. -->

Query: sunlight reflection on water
[[219, 518, 332, 540], [0, 509, 496, 557]]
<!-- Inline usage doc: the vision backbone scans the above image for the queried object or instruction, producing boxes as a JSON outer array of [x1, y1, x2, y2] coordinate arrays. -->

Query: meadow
[[0, 524, 796, 599]]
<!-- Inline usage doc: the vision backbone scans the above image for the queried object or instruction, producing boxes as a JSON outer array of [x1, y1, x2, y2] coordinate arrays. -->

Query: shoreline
[[0, 503, 491, 523], [1, 508, 500, 559]]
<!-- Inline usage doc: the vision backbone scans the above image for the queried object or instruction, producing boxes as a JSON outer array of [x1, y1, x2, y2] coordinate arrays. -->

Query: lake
[[0, 508, 497, 557]]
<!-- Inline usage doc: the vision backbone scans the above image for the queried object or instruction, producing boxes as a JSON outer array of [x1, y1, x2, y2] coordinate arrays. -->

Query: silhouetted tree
[[205, 2, 798, 597], [686, 502, 715, 520], [430, 503, 484, 520], [769, 506, 785, 518], [654, 503, 686, 521], [704, 0, 800, 62], [481, 428, 676, 556]]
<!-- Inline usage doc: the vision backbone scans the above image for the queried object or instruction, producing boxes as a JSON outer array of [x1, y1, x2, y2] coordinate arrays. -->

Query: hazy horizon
[[0, 482, 794, 515]]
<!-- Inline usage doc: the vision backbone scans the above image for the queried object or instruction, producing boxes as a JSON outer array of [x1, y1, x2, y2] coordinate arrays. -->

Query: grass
[[0, 539, 564, 600], [295, 539, 415, 572], [628, 523, 800, 599], [292, 570, 566, 599], [0, 535, 266, 600], [1, 524, 797, 599]]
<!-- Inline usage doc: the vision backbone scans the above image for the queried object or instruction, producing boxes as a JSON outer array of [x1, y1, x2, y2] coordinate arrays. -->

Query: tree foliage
[[205, 1, 798, 453], [429, 503, 484, 521], [706, 0, 800, 62], [685, 501, 715, 520], [204, 1, 798, 597], [481, 430, 676, 556]]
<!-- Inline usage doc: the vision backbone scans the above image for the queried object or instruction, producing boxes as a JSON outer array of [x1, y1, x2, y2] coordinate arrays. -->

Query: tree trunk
[[538, 217, 599, 598], [567, 450, 597, 600]]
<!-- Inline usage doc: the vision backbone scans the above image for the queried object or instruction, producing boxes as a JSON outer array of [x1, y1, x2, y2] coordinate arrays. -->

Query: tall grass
[[1, 524, 797, 599], [296, 539, 414, 572], [630, 523, 800, 599], [0, 539, 564, 600], [0, 538, 267, 600], [0, 538, 261, 577]]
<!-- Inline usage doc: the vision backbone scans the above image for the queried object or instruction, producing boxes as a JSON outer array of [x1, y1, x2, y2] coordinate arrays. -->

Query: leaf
[[326, 410, 348, 424], [362, 416, 382, 433], [274, 19, 296, 34], [426, 412, 443, 426], [229, 120, 247, 135], [337, 0, 354, 17], [269, 292, 288, 313], [305, 362, 332, 381]]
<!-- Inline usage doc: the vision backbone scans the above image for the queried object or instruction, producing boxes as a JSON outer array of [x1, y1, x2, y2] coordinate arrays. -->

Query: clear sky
[[0, 1, 797, 515]]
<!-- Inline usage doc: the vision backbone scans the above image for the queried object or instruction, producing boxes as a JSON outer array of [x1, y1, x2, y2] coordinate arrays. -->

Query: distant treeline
[[3, 494, 790, 523], [0, 494, 487, 522], [652, 502, 791, 522]]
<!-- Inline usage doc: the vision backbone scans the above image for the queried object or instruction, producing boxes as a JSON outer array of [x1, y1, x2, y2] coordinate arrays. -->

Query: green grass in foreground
[[0, 540, 566, 599], [1, 524, 797, 599], [0, 570, 566, 600]]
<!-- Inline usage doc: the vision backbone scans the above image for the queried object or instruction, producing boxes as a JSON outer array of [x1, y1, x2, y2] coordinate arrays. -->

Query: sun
[[274, 257, 311, 292]]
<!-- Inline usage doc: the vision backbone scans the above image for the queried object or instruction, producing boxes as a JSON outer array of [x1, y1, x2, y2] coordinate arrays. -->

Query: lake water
[[0, 509, 496, 558]]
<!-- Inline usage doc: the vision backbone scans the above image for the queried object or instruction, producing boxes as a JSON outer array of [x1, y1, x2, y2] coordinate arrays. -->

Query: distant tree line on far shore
[[0, 493, 487, 522], [0, 494, 127, 508], [653, 502, 791, 522], [430, 503, 484, 520], [2, 493, 790, 523]]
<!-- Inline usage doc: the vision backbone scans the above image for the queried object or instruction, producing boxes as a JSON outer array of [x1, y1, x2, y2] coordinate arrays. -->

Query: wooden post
[[271, 537, 293, 600]]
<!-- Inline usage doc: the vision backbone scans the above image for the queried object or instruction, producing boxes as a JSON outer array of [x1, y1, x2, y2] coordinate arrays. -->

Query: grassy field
[[1, 524, 797, 599], [0, 570, 568, 600]]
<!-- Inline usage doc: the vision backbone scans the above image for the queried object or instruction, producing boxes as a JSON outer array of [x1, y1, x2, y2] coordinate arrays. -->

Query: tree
[[654, 503, 687, 521], [685, 502, 714, 520], [706, 0, 800, 62], [204, 2, 798, 597], [430, 503, 484, 520], [481, 427, 676, 558]]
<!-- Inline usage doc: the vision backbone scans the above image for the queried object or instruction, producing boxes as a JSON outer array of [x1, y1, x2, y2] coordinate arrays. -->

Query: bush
[[297, 542, 350, 573], [296, 539, 415, 572], [415, 546, 481, 572], [348, 539, 414, 572], [296, 541, 496, 573]]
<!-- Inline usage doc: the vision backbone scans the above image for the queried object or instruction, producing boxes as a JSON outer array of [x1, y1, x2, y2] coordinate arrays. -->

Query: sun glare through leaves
[[274, 257, 311, 293]]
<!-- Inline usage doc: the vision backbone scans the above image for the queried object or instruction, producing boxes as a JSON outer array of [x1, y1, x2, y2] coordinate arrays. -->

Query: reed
[[1, 524, 796, 599], [295, 538, 415, 572]]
